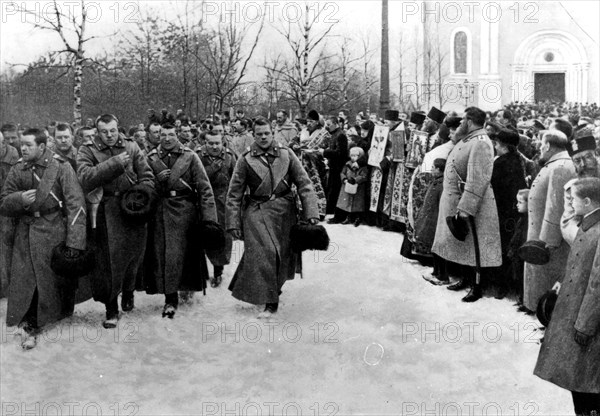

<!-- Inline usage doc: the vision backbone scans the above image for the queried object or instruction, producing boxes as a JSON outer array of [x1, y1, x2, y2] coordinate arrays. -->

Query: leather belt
[[25, 206, 62, 218], [247, 189, 291, 204]]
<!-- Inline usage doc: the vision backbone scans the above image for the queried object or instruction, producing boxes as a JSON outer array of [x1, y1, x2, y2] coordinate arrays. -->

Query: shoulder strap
[[29, 158, 61, 212], [167, 151, 194, 189]]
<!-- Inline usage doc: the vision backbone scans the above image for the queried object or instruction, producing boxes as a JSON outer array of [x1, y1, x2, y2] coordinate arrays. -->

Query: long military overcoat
[[0, 150, 86, 327], [77, 136, 154, 304], [143, 144, 218, 294], [431, 128, 502, 267], [225, 143, 319, 305], [0, 144, 19, 298], [197, 145, 236, 267]]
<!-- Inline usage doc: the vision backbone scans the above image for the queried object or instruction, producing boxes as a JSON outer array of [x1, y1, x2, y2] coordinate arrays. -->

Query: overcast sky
[[1, 1, 598, 75]]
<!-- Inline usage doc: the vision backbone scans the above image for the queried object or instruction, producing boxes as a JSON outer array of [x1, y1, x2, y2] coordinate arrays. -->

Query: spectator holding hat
[[522, 129, 576, 313]]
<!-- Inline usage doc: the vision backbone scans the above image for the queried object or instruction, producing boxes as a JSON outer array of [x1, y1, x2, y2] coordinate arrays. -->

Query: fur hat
[[51, 243, 95, 279], [410, 112, 426, 126], [536, 290, 558, 327], [427, 107, 447, 124], [518, 240, 550, 265], [384, 110, 400, 122], [568, 127, 597, 156], [307, 110, 320, 122], [495, 128, 520, 147], [290, 221, 330, 252], [120, 184, 157, 224], [197, 220, 226, 251], [446, 214, 469, 241]]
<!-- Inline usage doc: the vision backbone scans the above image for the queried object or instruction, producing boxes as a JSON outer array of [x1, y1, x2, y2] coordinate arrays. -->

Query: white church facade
[[408, 1, 599, 112]]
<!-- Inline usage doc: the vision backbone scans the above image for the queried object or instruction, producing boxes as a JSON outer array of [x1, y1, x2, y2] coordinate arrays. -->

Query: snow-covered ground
[[1, 223, 572, 416]]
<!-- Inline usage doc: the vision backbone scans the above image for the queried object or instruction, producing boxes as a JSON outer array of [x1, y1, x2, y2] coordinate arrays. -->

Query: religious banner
[[390, 130, 405, 162], [368, 125, 389, 167], [405, 130, 428, 169], [369, 168, 383, 212]]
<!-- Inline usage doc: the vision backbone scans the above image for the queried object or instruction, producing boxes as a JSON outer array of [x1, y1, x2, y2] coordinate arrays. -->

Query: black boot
[[211, 265, 224, 288], [103, 298, 119, 329], [121, 290, 134, 312], [162, 293, 179, 318], [462, 284, 483, 302]]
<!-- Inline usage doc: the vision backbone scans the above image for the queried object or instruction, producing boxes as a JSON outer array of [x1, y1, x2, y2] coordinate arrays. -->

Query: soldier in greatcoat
[[431, 107, 502, 302], [534, 177, 600, 415], [77, 114, 155, 328], [0, 128, 86, 349], [54, 122, 78, 171], [143, 124, 219, 317], [197, 130, 237, 287], [0, 131, 19, 298], [226, 118, 320, 318], [523, 130, 575, 312]]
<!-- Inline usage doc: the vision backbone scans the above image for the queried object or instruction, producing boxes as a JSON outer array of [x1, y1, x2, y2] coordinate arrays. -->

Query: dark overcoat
[[490, 152, 527, 252], [323, 128, 349, 214], [336, 162, 368, 213], [0, 150, 86, 327], [77, 136, 154, 304], [534, 209, 600, 394], [143, 144, 218, 294], [431, 129, 502, 267], [0, 144, 19, 298], [225, 143, 319, 305], [524, 151, 575, 310], [413, 174, 444, 251], [197, 145, 236, 266]]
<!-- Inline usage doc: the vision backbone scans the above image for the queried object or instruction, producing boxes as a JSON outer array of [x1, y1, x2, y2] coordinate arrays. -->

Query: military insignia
[[571, 140, 578, 152]]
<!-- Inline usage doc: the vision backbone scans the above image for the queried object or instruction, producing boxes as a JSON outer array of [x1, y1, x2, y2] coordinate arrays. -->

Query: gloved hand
[[347, 177, 357, 185], [65, 247, 82, 258]]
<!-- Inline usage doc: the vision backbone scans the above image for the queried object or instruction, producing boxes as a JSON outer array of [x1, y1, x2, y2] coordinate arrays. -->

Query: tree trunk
[[73, 54, 83, 127], [379, 0, 390, 116]]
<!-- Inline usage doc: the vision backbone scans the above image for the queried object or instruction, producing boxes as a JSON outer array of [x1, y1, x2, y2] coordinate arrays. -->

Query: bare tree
[[197, 14, 265, 114], [14, 0, 108, 126], [359, 34, 378, 115], [264, 3, 338, 117]]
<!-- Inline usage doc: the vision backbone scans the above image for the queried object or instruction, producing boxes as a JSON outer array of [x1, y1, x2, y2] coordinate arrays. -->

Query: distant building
[[405, 1, 599, 112]]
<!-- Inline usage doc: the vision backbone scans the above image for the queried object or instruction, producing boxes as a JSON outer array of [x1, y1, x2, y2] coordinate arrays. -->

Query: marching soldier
[[77, 114, 155, 328], [0, 128, 87, 349], [197, 130, 237, 287], [143, 123, 220, 317], [0, 131, 20, 298], [54, 122, 78, 171]]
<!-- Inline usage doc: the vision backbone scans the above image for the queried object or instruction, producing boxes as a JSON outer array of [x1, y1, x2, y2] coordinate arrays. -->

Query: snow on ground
[[1, 223, 572, 416]]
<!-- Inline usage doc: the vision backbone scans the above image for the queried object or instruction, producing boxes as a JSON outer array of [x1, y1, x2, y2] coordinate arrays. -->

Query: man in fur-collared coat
[[226, 118, 319, 319], [431, 107, 502, 302], [197, 130, 237, 288], [523, 130, 576, 312], [0, 129, 86, 349], [77, 114, 155, 328], [144, 124, 218, 318]]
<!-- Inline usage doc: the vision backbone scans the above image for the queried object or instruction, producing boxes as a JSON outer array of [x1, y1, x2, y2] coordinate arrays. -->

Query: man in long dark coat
[[77, 114, 155, 328], [0, 128, 86, 349], [490, 128, 527, 298], [197, 130, 237, 288], [321, 116, 348, 220], [226, 117, 320, 318], [143, 124, 218, 317], [0, 131, 19, 298]]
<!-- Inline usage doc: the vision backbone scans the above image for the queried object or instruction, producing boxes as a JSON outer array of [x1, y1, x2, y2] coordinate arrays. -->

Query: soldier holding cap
[[77, 114, 155, 328]]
